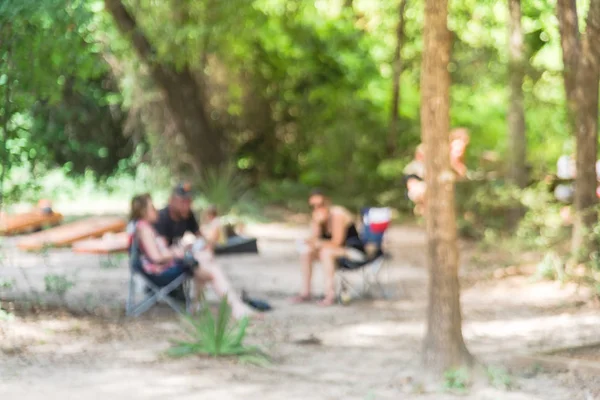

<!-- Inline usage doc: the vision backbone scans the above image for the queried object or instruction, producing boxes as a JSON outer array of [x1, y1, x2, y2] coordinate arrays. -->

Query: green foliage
[[443, 367, 470, 392], [44, 273, 75, 298], [0, 279, 14, 289], [168, 297, 266, 363], [486, 366, 513, 390], [0, 0, 138, 206], [257, 179, 311, 211], [0, 302, 14, 322], [99, 254, 125, 269], [516, 184, 569, 249], [0, 0, 582, 212], [534, 251, 565, 282], [457, 180, 521, 236], [195, 163, 258, 217]]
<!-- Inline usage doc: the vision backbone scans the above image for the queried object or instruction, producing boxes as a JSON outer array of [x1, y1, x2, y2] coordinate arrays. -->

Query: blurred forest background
[[0, 0, 595, 245]]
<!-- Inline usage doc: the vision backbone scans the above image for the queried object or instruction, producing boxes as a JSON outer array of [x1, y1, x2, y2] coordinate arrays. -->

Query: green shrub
[[455, 179, 521, 238], [486, 366, 513, 390], [515, 183, 569, 249], [0, 302, 14, 321], [533, 251, 564, 281], [195, 163, 259, 217], [257, 179, 311, 211], [44, 274, 75, 298], [443, 367, 470, 392], [168, 297, 267, 364]]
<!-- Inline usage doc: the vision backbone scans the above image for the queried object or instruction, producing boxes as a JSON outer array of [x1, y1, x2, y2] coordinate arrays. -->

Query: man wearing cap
[[155, 183, 203, 247]]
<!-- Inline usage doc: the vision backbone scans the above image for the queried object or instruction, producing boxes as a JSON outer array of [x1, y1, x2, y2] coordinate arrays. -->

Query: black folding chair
[[336, 207, 392, 302], [337, 249, 391, 302]]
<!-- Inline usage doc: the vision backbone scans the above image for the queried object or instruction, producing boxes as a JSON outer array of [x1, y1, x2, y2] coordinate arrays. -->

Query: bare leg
[[291, 247, 317, 303], [318, 247, 346, 306], [193, 251, 254, 319], [301, 249, 317, 297]]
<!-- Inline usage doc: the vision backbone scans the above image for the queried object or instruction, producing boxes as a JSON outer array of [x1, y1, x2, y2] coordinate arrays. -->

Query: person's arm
[[138, 224, 178, 264], [450, 142, 468, 177], [187, 212, 202, 238], [157, 236, 185, 258], [305, 217, 322, 248], [210, 222, 222, 245]]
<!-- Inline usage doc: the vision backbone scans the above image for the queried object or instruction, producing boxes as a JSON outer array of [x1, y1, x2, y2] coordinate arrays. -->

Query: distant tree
[[104, 0, 225, 170], [507, 0, 527, 189], [388, 0, 408, 156], [556, 0, 600, 254]]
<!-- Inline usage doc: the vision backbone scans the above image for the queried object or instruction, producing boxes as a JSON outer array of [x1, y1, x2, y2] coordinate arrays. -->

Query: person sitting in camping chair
[[154, 183, 207, 250], [129, 193, 255, 320], [291, 190, 367, 307]]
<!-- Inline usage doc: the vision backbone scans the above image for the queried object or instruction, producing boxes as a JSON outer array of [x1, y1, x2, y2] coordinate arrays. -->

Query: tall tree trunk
[[507, 0, 527, 189], [556, 0, 600, 254], [388, 0, 408, 156], [573, 0, 600, 253], [104, 0, 225, 170], [556, 0, 580, 132], [421, 0, 472, 373]]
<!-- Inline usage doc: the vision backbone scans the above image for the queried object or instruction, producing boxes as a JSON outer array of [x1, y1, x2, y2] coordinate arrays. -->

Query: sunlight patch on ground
[[318, 320, 425, 347], [462, 278, 583, 308], [464, 313, 600, 345]]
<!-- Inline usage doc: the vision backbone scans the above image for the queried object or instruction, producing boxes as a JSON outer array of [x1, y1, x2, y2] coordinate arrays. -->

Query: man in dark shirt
[[155, 183, 202, 246]]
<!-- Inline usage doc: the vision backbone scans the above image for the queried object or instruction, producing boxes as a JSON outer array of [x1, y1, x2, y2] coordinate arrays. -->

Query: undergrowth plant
[[486, 366, 513, 390], [0, 302, 14, 321], [533, 251, 565, 282], [443, 367, 470, 393], [195, 163, 259, 218], [99, 254, 125, 269], [44, 273, 76, 299], [0, 279, 14, 289], [168, 296, 267, 364]]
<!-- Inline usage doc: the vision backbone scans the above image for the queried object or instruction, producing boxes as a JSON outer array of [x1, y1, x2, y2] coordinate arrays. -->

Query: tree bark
[[556, 0, 600, 254], [573, 0, 600, 252], [556, 0, 580, 131], [507, 0, 527, 189], [421, 0, 472, 373], [388, 0, 407, 156], [104, 0, 225, 170]]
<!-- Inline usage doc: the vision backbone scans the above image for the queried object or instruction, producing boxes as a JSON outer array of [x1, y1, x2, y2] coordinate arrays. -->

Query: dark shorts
[[145, 262, 188, 287], [345, 237, 366, 253]]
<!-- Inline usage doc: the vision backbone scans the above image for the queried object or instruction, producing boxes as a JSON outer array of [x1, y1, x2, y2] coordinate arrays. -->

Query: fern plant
[[168, 296, 266, 362], [195, 163, 257, 217]]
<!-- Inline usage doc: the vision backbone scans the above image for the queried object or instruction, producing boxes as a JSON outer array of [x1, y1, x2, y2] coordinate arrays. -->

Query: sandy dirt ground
[[1, 223, 600, 400]]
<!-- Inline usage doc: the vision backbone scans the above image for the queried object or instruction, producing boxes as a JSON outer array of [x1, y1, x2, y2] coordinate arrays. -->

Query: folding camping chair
[[336, 207, 392, 303], [125, 227, 194, 317]]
